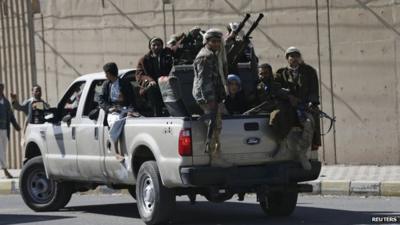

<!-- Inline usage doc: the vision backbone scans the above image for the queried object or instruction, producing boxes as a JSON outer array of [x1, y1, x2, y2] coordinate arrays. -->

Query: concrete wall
[[0, 0, 36, 169], [29, 0, 400, 165]]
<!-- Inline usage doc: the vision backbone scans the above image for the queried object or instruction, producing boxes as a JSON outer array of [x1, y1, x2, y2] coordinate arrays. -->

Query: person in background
[[224, 74, 248, 115], [0, 83, 21, 178], [11, 85, 50, 126]]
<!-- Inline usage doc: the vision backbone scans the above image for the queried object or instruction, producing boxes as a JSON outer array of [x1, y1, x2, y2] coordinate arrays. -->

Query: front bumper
[[180, 161, 321, 187]]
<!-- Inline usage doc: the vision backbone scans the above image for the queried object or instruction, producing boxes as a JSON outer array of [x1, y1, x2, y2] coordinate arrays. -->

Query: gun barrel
[[244, 13, 264, 39], [234, 13, 251, 35]]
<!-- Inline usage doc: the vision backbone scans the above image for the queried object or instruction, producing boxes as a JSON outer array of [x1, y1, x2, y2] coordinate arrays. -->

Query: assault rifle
[[243, 83, 336, 135]]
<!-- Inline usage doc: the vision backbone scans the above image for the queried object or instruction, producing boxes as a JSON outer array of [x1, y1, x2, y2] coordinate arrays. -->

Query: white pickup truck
[[19, 68, 321, 225]]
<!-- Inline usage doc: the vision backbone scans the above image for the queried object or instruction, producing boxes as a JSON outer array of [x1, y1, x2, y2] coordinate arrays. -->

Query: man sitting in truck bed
[[135, 37, 174, 117]]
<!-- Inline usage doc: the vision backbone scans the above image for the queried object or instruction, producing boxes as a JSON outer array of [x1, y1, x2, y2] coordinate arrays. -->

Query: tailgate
[[191, 115, 295, 166]]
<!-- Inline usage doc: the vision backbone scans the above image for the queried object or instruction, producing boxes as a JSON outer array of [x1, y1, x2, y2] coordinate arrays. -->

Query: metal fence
[[0, 0, 36, 169]]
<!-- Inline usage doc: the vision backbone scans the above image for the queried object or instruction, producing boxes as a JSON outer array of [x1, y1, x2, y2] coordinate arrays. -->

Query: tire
[[136, 161, 175, 225], [204, 192, 234, 203], [19, 156, 72, 212], [127, 185, 136, 200], [260, 190, 298, 217]]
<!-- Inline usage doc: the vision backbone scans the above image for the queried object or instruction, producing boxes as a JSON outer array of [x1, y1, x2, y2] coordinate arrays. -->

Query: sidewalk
[[1, 165, 400, 196], [305, 165, 400, 196]]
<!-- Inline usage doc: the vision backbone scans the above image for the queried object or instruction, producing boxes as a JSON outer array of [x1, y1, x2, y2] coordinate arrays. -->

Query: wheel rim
[[140, 175, 155, 215], [26, 168, 56, 204]]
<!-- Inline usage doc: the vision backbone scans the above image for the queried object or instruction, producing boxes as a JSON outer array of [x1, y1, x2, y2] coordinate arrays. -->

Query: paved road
[[1, 194, 399, 225]]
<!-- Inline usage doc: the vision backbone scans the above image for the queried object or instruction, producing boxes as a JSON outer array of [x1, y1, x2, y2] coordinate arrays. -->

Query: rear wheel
[[136, 161, 175, 225], [259, 190, 298, 217], [19, 156, 72, 211]]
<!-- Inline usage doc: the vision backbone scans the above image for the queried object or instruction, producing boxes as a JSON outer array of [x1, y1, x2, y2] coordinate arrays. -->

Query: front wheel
[[19, 156, 72, 211], [259, 190, 298, 217], [136, 161, 175, 225]]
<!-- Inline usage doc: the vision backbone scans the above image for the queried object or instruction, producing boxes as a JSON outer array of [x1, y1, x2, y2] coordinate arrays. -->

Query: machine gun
[[174, 28, 205, 65], [226, 13, 251, 59], [231, 13, 251, 36], [227, 13, 264, 73]]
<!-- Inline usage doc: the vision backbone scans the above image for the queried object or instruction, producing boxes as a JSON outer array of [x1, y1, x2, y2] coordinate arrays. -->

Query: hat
[[149, 37, 164, 49], [227, 74, 242, 89], [203, 28, 223, 44], [285, 46, 301, 58]]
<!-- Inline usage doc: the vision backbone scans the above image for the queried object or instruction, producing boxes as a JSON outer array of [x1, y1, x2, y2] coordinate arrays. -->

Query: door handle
[[40, 130, 46, 138], [94, 127, 99, 140], [72, 127, 76, 140]]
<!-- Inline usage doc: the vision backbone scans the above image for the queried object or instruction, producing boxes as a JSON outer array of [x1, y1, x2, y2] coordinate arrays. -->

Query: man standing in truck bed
[[193, 29, 232, 168]]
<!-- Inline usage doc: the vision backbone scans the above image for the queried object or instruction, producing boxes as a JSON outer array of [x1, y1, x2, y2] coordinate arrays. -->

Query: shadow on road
[[0, 214, 74, 225], [63, 200, 397, 225]]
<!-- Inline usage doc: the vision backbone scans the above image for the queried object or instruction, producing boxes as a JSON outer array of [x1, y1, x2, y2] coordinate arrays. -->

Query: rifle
[[275, 86, 336, 135], [199, 110, 218, 153], [306, 106, 336, 135], [227, 13, 264, 72], [242, 100, 270, 115]]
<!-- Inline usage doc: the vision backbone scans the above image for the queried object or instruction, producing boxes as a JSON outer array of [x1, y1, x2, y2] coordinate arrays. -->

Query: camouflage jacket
[[193, 47, 226, 104]]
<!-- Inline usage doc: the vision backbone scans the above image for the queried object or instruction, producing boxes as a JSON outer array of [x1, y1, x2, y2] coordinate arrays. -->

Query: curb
[[0, 179, 19, 195], [1, 179, 400, 197], [304, 180, 400, 197]]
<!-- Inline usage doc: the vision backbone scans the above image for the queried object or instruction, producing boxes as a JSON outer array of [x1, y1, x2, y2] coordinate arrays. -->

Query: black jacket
[[225, 90, 248, 115], [99, 78, 136, 111], [0, 97, 20, 139], [275, 63, 319, 105], [136, 48, 174, 82]]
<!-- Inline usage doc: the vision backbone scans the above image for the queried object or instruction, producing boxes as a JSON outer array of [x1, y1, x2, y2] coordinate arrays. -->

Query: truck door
[[46, 81, 86, 178], [75, 79, 106, 182]]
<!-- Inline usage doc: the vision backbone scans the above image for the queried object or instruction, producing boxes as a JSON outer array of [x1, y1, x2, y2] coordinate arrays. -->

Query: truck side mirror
[[88, 108, 100, 121], [62, 114, 72, 127]]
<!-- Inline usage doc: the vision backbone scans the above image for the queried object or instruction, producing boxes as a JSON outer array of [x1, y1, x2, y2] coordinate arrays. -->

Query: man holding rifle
[[273, 47, 321, 169]]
